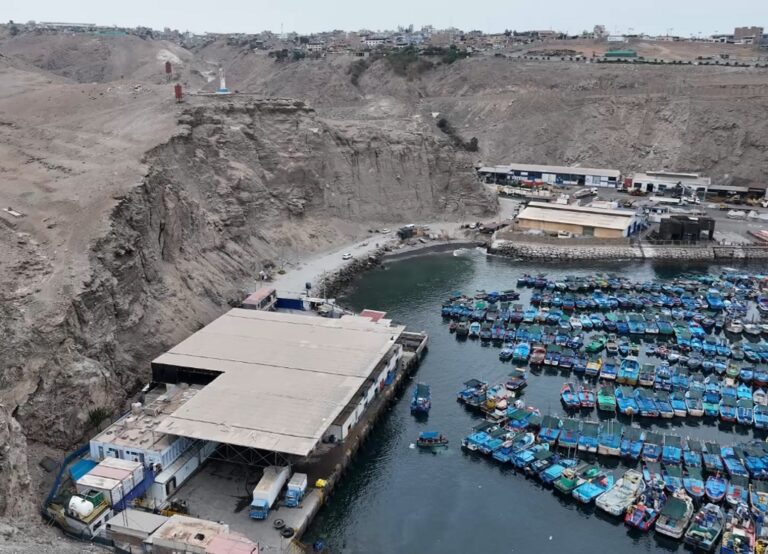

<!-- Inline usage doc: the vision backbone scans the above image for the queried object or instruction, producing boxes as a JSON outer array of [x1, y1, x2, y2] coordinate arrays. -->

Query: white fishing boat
[[656, 491, 694, 539], [595, 469, 645, 517]]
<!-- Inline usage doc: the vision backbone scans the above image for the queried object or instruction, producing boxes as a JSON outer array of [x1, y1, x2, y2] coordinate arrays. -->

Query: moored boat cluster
[[436, 270, 768, 551]]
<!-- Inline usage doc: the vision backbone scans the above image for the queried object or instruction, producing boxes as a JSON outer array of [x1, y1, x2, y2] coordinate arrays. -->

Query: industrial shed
[[478, 163, 621, 187], [516, 202, 641, 238], [151, 309, 405, 459]]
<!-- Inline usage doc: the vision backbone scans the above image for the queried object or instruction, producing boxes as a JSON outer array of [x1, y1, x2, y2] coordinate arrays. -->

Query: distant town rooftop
[[153, 309, 405, 457], [478, 163, 620, 179]]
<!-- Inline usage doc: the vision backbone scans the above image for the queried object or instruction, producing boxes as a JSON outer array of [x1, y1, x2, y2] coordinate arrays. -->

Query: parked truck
[[284, 473, 308, 508], [249, 466, 290, 520]]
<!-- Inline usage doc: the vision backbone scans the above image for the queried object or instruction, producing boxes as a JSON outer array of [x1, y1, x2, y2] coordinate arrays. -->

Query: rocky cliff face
[[0, 96, 494, 522]]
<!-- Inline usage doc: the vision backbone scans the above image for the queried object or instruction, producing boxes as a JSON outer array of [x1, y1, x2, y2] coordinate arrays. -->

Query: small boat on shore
[[416, 431, 449, 448], [684, 503, 725, 551]]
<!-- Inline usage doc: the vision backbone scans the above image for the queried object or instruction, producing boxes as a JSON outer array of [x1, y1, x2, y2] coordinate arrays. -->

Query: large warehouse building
[[478, 163, 621, 187], [516, 201, 642, 238], [151, 308, 406, 460]]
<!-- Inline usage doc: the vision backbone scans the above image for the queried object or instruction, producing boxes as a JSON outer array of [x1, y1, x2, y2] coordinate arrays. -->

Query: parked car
[[342, 253, 352, 260]]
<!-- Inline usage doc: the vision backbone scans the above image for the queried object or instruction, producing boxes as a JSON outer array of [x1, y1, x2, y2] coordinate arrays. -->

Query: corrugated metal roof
[[153, 309, 405, 457], [517, 205, 634, 230], [478, 163, 620, 179], [632, 172, 712, 186]]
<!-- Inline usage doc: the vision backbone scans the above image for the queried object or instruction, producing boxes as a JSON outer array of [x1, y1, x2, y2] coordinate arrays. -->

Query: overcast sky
[[5, 0, 767, 36]]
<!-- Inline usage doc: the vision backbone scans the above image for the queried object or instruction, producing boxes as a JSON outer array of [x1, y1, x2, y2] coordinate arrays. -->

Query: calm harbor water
[[305, 250, 761, 554]]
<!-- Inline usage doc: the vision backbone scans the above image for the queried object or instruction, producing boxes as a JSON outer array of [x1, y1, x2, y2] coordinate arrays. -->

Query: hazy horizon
[[5, 0, 767, 37]]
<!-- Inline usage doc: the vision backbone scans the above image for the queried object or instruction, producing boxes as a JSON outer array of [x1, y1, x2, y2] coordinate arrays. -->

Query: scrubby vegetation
[[436, 117, 479, 152]]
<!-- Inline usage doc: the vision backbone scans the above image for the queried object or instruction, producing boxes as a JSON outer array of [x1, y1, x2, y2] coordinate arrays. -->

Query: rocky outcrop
[[0, 97, 496, 519], [0, 407, 32, 518]]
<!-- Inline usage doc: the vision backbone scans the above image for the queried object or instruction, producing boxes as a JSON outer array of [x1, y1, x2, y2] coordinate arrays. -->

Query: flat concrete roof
[[154, 309, 404, 457], [518, 202, 635, 230], [479, 163, 620, 179]]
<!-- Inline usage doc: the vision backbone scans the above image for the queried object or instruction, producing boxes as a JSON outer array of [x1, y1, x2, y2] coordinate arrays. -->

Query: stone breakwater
[[490, 240, 768, 261]]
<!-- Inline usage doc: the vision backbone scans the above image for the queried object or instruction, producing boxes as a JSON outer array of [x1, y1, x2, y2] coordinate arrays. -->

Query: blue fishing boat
[[616, 386, 639, 416], [703, 442, 725, 474], [662, 435, 683, 465], [558, 419, 580, 450], [577, 421, 599, 453], [682, 467, 705, 501], [410, 383, 431, 415], [498, 343, 515, 361], [634, 388, 659, 418], [737, 382, 753, 400], [643, 462, 665, 489], [505, 368, 528, 392], [538, 415, 562, 445], [670, 390, 688, 417], [617, 356, 640, 385], [468, 321, 481, 338], [512, 341, 531, 362], [526, 449, 558, 476], [625, 485, 666, 532], [654, 364, 673, 392], [560, 383, 580, 409], [512, 442, 549, 469], [750, 481, 768, 515], [597, 422, 623, 457], [642, 433, 663, 463], [721, 446, 750, 478], [655, 391, 675, 419], [737, 399, 754, 426], [620, 427, 645, 460], [720, 396, 738, 422], [740, 367, 754, 384], [539, 459, 578, 485], [662, 464, 684, 494], [573, 471, 614, 504], [416, 431, 449, 448], [683, 440, 703, 468], [703, 381, 721, 417], [726, 475, 749, 507], [707, 289, 726, 311], [755, 404, 768, 429], [600, 358, 618, 381]]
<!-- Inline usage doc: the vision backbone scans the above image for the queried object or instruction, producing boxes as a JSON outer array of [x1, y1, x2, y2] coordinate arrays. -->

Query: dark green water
[[305, 250, 756, 554]]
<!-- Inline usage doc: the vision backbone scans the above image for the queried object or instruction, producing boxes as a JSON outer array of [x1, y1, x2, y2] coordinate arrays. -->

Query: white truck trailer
[[284, 473, 308, 508], [249, 466, 290, 520]]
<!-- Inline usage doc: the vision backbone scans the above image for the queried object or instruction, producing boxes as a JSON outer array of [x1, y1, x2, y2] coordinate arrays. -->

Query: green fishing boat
[[554, 464, 600, 495], [598, 384, 617, 412]]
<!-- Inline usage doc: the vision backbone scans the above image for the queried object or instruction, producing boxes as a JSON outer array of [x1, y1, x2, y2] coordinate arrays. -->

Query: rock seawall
[[490, 239, 768, 261]]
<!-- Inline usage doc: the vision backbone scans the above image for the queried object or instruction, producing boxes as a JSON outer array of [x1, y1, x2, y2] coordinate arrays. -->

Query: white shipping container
[[99, 457, 145, 486], [88, 465, 135, 492], [76, 474, 125, 506]]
